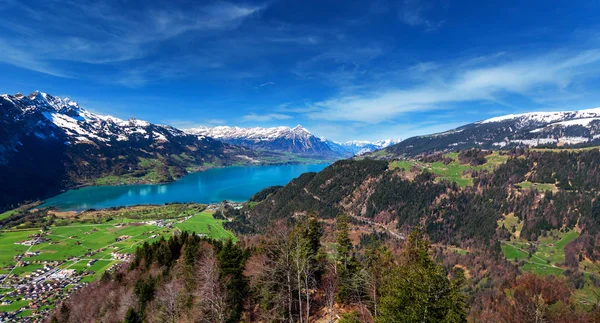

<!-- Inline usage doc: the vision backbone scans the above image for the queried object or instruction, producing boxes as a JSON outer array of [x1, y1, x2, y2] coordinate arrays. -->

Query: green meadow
[[500, 228, 600, 307], [390, 151, 509, 187], [175, 210, 235, 241], [0, 204, 234, 318]]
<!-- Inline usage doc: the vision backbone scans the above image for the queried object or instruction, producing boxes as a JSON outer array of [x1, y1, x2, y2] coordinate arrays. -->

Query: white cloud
[[242, 113, 292, 122], [0, 1, 262, 76], [305, 49, 600, 123]]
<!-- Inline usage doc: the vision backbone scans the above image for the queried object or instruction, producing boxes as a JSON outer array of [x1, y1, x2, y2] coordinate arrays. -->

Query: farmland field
[[0, 203, 233, 320]]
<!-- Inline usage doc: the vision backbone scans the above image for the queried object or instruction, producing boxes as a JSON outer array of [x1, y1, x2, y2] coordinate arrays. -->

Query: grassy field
[[0, 204, 234, 318], [93, 157, 184, 185], [175, 210, 235, 241], [390, 151, 509, 187], [53, 203, 207, 222], [500, 228, 600, 307], [0, 209, 18, 221], [501, 229, 579, 272]]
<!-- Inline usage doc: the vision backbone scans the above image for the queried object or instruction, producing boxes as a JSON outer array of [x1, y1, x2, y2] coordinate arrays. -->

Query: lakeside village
[[0, 202, 241, 321], [0, 231, 138, 322], [0, 226, 169, 321]]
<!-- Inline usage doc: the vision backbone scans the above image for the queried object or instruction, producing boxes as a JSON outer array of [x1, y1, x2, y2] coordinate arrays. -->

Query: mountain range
[[0, 91, 398, 209], [0, 91, 259, 208], [185, 125, 400, 157], [5, 90, 600, 210], [384, 107, 600, 157]]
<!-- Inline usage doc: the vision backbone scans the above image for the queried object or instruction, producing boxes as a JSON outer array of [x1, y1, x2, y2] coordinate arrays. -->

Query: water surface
[[41, 164, 328, 212]]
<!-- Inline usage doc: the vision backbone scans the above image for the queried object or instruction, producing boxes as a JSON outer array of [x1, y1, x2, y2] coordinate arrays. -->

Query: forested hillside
[[229, 148, 600, 321], [47, 147, 600, 322], [50, 225, 467, 323]]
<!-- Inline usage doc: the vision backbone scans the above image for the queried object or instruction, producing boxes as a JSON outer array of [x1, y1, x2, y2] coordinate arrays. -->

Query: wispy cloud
[[242, 113, 292, 122], [303, 49, 600, 123], [398, 0, 444, 31], [0, 1, 263, 78], [257, 81, 275, 88]]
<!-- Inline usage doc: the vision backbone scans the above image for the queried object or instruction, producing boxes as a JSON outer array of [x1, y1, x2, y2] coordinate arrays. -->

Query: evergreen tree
[[123, 307, 143, 323], [217, 239, 248, 323], [335, 214, 356, 302], [376, 230, 467, 323]]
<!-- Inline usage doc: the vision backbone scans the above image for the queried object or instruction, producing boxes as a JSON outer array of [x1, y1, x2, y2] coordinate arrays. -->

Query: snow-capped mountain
[[385, 107, 600, 157], [328, 139, 401, 156], [187, 125, 336, 156], [186, 125, 399, 157], [0, 91, 255, 208], [0, 91, 190, 150]]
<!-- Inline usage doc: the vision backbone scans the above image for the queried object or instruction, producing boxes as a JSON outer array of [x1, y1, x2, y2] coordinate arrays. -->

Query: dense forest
[[50, 223, 468, 323]]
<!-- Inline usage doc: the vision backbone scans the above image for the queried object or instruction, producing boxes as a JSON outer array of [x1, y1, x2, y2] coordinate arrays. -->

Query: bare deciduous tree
[[195, 248, 226, 323]]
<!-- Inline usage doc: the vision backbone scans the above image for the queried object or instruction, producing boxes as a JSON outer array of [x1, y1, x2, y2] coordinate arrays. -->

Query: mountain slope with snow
[[0, 91, 257, 209], [186, 125, 399, 157], [385, 107, 600, 157]]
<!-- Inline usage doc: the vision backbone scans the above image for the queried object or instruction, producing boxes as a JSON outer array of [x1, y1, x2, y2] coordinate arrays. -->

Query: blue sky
[[2, 0, 600, 141]]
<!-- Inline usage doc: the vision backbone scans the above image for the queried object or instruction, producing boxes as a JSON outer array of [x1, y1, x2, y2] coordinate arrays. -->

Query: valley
[[3, 142, 600, 321], [4, 92, 600, 322]]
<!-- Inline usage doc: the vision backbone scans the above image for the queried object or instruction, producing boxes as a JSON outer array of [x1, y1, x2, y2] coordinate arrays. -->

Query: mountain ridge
[[186, 125, 400, 157], [383, 106, 600, 157]]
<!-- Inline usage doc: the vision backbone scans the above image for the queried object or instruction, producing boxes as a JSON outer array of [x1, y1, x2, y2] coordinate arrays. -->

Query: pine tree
[[123, 307, 143, 323], [376, 230, 467, 323], [217, 239, 248, 323], [335, 214, 355, 302]]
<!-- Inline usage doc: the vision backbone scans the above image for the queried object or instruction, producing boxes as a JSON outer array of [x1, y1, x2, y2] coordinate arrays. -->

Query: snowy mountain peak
[[0, 91, 184, 146], [387, 105, 600, 157], [291, 124, 310, 134], [186, 125, 400, 157], [478, 107, 600, 125], [186, 125, 312, 141]]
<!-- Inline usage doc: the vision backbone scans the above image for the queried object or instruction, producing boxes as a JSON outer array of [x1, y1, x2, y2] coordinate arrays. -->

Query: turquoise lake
[[41, 164, 329, 212]]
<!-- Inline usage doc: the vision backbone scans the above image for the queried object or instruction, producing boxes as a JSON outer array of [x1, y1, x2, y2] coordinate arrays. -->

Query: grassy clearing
[[93, 157, 181, 185], [0, 300, 29, 312], [498, 213, 523, 238], [175, 211, 235, 241], [501, 243, 529, 261], [501, 229, 579, 269], [390, 151, 509, 187], [515, 181, 557, 192]]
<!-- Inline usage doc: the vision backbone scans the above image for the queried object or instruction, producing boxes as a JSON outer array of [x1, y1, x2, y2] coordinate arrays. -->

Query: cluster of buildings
[[0, 265, 87, 322], [148, 219, 175, 228], [111, 252, 133, 261], [115, 235, 131, 242], [1, 255, 134, 321]]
